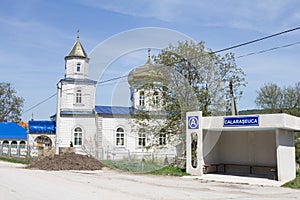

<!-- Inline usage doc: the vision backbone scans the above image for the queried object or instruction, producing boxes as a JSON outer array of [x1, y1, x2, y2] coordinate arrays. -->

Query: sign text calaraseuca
[[223, 116, 259, 127]]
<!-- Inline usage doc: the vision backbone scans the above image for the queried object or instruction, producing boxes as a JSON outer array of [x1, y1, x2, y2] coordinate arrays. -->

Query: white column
[[186, 111, 203, 175], [276, 129, 296, 182]]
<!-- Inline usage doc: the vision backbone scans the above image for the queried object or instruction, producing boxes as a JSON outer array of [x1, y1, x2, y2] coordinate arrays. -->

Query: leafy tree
[[154, 40, 247, 116], [255, 83, 283, 112], [132, 41, 247, 156], [0, 82, 24, 122], [255, 82, 300, 116]]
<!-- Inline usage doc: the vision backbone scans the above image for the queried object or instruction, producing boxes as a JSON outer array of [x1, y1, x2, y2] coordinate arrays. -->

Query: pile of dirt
[[26, 152, 103, 170]]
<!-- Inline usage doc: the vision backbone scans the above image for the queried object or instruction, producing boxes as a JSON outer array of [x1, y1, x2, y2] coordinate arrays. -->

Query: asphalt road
[[0, 161, 299, 200]]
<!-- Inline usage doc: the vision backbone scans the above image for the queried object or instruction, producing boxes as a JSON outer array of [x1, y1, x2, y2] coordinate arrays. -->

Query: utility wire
[[236, 41, 300, 59], [212, 26, 300, 54], [22, 93, 57, 114], [21, 26, 300, 115]]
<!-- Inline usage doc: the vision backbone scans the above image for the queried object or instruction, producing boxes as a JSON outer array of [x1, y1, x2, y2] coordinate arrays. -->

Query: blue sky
[[1, 0, 300, 121]]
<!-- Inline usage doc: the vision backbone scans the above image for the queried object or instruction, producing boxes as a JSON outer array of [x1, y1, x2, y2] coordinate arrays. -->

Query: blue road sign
[[188, 116, 199, 129], [223, 116, 259, 127]]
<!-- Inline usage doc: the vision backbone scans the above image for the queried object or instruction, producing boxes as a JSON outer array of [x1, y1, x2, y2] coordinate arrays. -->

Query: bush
[[296, 141, 300, 164], [282, 170, 300, 189]]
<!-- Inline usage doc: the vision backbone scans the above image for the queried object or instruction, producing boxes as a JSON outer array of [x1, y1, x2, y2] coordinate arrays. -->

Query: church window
[[19, 141, 26, 148], [11, 141, 17, 148], [159, 130, 167, 146], [76, 90, 82, 104], [2, 140, 9, 147], [76, 63, 81, 72], [74, 127, 82, 146], [139, 91, 145, 106], [138, 129, 146, 147], [153, 91, 159, 105], [116, 127, 125, 146]]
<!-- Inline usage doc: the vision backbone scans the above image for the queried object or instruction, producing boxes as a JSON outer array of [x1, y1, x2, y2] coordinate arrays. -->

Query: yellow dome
[[128, 49, 164, 86]]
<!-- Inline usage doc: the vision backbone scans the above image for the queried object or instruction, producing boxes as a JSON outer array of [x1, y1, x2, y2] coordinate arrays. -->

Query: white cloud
[[80, 0, 300, 32]]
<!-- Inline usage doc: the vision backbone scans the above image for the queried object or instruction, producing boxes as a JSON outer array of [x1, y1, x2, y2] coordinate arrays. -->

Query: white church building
[[54, 36, 177, 160]]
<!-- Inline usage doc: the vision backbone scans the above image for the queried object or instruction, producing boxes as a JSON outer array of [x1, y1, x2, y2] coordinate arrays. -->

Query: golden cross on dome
[[77, 29, 80, 41]]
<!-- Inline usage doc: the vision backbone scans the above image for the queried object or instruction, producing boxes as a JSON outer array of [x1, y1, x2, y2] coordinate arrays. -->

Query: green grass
[[102, 160, 188, 176], [282, 169, 300, 189], [0, 156, 31, 165], [148, 166, 189, 176]]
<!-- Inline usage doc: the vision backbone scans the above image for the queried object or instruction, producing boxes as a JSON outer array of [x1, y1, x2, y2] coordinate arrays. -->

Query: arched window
[[76, 63, 81, 72], [34, 136, 52, 147], [153, 91, 159, 106], [2, 140, 9, 147], [116, 127, 125, 146], [139, 91, 145, 106], [11, 141, 17, 148], [19, 141, 26, 148], [76, 90, 82, 104], [138, 129, 146, 147], [74, 127, 83, 146]]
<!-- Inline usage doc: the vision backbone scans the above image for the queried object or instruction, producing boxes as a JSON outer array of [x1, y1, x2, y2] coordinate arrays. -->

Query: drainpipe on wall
[[55, 81, 62, 155]]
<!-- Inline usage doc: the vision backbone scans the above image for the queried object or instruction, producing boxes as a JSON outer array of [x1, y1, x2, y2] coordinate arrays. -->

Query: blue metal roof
[[95, 106, 133, 115], [60, 110, 94, 115], [0, 122, 27, 139], [28, 121, 56, 134]]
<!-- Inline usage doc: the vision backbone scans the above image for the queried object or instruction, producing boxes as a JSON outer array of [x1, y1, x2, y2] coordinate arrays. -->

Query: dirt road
[[0, 161, 299, 200]]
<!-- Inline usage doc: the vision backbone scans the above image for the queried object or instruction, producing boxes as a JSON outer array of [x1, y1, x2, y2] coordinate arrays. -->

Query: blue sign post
[[186, 111, 203, 175], [223, 116, 259, 127]]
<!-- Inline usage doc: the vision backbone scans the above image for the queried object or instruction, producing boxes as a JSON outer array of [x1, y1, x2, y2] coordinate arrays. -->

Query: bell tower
[[58, 32, 97, 112], [64, 31, 89, 80], [55, 32, 97, 150]]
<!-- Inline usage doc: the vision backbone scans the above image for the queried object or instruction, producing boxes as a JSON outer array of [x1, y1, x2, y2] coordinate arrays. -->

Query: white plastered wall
[[276, 129, 296, 182]]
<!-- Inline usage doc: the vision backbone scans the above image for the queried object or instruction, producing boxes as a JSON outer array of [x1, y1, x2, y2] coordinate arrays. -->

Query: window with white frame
[[159, 131, 167, 146], [153, 91, 159, 106], [138, 129, 146, 147], [74, 127, 83, 146], [116, 127, 125, 146], [139, 91, 145, 106], [11, 141, 17, 148], [19, 141, 26, 148], [2, 140, 9, 147], [76, 89, 82, 104], [76, 63, 81, 72]]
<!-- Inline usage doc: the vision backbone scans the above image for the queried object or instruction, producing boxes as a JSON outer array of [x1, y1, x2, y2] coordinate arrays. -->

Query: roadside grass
[[0, 156, 31, 165], [282, 169, 300, 189], [148, 166, 189, 176], [102, 160, 188, 176]]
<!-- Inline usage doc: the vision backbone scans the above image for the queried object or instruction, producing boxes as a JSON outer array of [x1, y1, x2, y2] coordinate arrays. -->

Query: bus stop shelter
[[186, 112, 300, 182]]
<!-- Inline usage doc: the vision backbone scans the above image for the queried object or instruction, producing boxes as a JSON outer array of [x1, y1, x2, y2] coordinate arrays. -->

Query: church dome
[[128, 49, 164, 87]]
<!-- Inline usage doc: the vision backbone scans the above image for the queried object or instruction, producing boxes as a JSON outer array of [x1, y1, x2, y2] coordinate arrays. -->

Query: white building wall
[[57, 116, 97, 153], [132, 87, 163, 111], [100, 117, 177, 161], [60, 84, 95, 111], [65, 58, 89, 79]]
